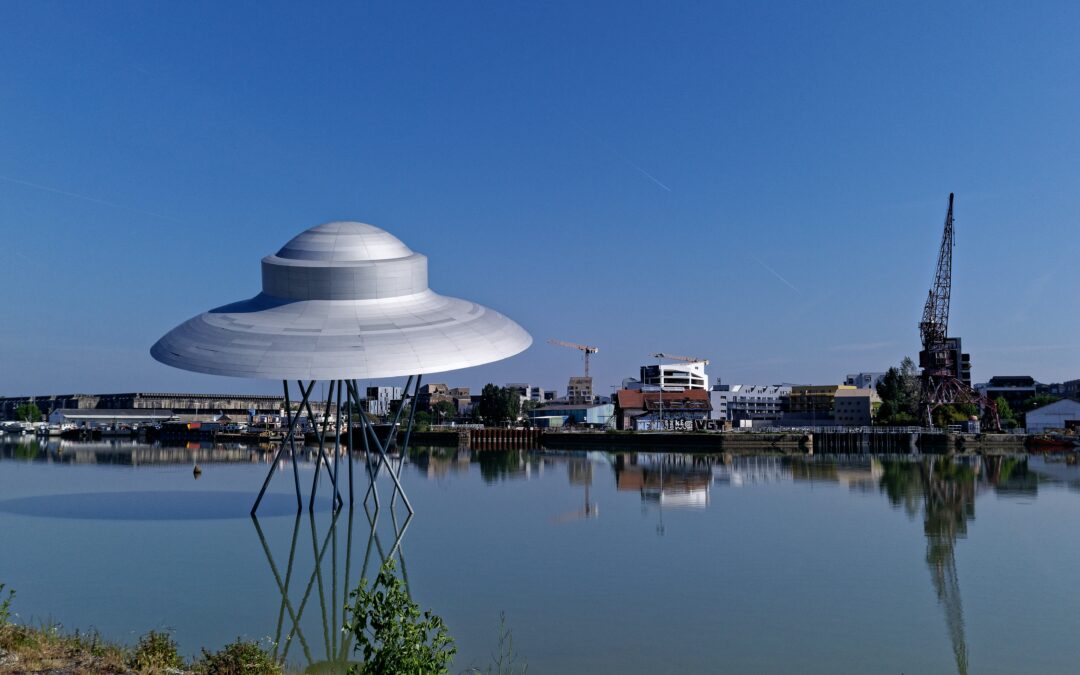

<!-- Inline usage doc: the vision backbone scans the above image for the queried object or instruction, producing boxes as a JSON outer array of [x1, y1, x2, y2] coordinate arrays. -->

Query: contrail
[[572, 123, 672, 192], [0, 174, 184, 224], [613, 152, 672, 192], [750, 255, 802, 295]]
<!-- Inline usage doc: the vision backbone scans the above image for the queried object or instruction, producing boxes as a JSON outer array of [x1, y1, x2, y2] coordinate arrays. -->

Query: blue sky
[[2, 1, 1079, 397]]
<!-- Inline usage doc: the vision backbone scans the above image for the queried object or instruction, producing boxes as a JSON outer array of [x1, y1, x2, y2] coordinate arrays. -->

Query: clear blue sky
[[2, 1, 1079, 397]]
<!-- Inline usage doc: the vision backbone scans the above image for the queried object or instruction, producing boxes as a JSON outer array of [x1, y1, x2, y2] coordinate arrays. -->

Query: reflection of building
[[640, 361, 708, 391], [612, 389, 711, 430], [613, 454, 711, 508]]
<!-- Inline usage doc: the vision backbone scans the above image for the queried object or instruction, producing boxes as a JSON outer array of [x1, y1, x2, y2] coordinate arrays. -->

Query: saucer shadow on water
[[0, 491, 329, 521]]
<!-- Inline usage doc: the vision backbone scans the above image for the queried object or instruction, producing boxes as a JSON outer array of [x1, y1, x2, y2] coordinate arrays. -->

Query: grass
[[0, 623, 284, 675]]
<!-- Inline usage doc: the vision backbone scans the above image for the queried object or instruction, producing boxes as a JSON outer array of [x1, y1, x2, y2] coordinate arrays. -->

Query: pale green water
[[1, 437, 1078, 674]]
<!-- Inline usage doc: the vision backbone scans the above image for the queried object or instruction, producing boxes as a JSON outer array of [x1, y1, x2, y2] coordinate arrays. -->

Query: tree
[[876, 357, 921, 425], [15, 403, 42, 423], [1020, 394, 1059, 413], [990, 396, 1017, 429], [474, 384, 521, 426], [431, 400, 458, 424]]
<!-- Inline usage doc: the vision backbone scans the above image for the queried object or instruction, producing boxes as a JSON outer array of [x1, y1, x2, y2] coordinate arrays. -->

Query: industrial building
[[709, 384, 790, 425], [780, 385, 882, 427], [612, 389, 711, 431], [47, 408, 175, 427], [1024, 398, 1080, 434], [0, 392, 287, 422], [528, 402, 614, 428]]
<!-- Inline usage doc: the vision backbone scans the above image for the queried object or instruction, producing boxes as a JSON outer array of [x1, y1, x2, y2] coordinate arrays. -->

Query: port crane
[[652, 353, 709, 365], [548, 339, 599, 377], [918, 194, 999, 430]]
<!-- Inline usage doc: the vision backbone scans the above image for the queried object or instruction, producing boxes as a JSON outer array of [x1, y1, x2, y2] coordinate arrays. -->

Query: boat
[[1025, 434, 1078, 452]]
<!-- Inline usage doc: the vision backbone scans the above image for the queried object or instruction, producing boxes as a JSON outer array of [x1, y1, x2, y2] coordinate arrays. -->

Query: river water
[[1, 437, 1078, 674]]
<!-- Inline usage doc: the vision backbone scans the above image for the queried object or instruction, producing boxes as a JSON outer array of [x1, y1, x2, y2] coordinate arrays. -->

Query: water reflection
[[251, 505, 412, 673], [613, 453, 711, 509]]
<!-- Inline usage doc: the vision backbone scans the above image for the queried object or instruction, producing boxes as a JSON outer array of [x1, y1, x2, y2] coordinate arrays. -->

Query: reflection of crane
[[918, 194, 999, 430], [551, 459, 598, 524], [653, 353, 709, 365], [548, 339, 599, 377], [923, 462, 972, 675]]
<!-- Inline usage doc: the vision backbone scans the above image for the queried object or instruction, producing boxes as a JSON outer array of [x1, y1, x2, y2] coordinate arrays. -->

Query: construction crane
[[918, 194, 999, 430], [653, 353, 709, 365], [548, 339, 599, 377]]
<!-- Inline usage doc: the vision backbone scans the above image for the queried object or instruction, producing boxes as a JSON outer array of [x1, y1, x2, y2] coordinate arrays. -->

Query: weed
[[131, 630, 184, 673], [193, 637, 282, 675], [0, 584, 13, 626]]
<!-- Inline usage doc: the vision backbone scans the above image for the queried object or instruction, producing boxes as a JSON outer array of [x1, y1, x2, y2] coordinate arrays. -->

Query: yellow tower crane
[[548, 339, 599, 377]]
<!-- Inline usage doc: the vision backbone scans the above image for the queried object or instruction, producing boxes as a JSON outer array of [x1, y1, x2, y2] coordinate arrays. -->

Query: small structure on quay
[[152, 220, 531, 514]]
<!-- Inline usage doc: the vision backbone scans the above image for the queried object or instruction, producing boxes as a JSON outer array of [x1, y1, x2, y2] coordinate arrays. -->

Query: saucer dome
[[151, 221, 531, 380]]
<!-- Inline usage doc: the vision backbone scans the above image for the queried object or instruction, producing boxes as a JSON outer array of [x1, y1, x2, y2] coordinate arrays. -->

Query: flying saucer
[[151, 221, 532, 380]]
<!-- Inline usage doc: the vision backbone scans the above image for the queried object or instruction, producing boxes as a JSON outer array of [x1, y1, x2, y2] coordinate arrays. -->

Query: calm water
[[2, 437, 1079, 674]]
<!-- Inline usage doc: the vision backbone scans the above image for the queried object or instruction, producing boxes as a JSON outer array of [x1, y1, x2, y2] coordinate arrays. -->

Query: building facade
[[0, 392, 286, 422], [567, 376, 594, 404], [832, 388, 882, 426], [844, 372, 885, 389], [709, 384, 790, 424], [1025, 398, 1080, 434], [975, 376, 1037, 410], [612, 388, 712, 430], [640, 361, 708, 391], [365, 386, 404, 416], [529, 402, 614, 428]]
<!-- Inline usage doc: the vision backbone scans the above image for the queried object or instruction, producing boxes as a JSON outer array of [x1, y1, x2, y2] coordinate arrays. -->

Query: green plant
[[0, 583, 13, 626], [194, 638, 282, 675], [345, 559, 456, 674], [131, 630, 183, 673], [465, 612, 527, 675]]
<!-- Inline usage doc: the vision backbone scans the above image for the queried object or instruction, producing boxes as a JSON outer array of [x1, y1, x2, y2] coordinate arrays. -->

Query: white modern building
[[1025, 398, 1080, 434], [640, 361, 708, 391], [365, 386, 404, 416], [709, 384, 790, 424], [506, 383, 546, 403]]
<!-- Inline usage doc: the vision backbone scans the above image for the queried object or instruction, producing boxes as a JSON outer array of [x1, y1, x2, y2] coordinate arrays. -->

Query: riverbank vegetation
[[0, 570, 526, 675]]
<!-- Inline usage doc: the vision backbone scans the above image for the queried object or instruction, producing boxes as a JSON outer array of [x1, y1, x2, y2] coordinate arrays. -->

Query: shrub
[[194, 638, 282, 675], [131, 630, 183, 673], [344, 559, 456, 674]]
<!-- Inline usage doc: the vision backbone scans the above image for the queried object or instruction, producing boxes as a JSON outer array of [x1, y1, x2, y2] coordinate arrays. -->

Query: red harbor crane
[[918, 193, 999, 430]]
